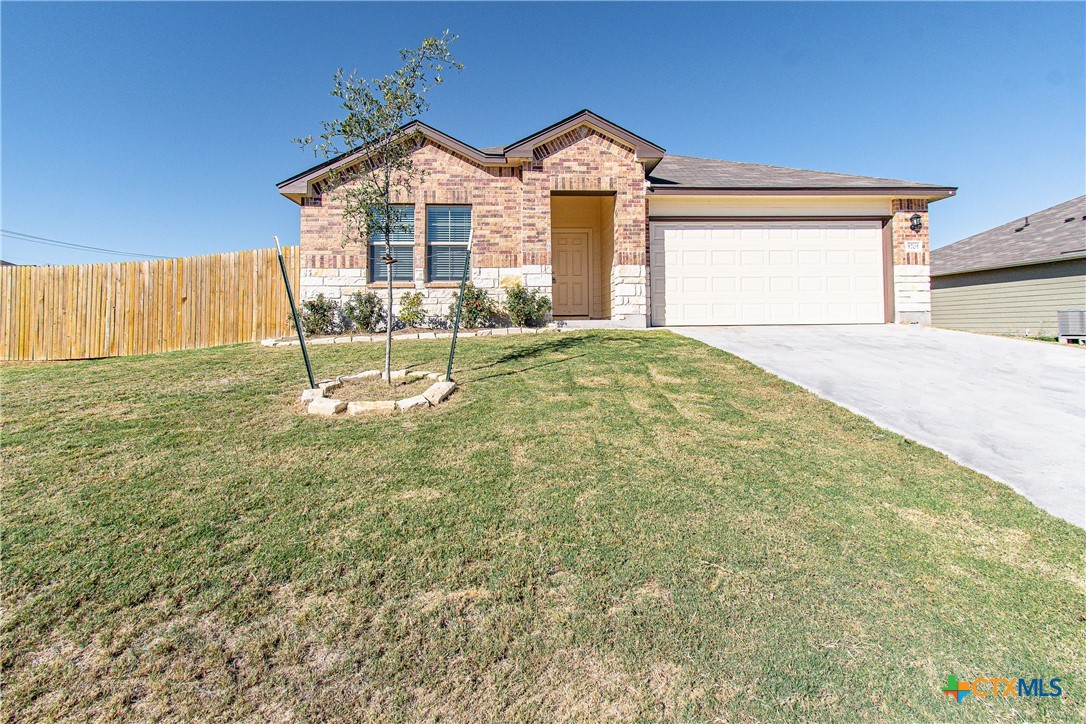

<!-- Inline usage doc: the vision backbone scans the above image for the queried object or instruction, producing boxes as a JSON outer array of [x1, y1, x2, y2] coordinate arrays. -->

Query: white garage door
[[649, 221, 886, 326]]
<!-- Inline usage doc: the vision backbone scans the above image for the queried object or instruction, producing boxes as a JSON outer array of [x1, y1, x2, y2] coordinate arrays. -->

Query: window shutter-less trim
[[427, 206, 471, 282], [370, 205, 414, 282]]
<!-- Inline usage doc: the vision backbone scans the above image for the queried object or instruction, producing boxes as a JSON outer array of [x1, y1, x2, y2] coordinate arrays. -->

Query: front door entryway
[[552, 230, 590, 316]]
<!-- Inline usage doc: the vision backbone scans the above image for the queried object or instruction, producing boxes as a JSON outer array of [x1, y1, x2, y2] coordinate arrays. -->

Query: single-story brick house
[[931, 195, 1086, 336], [278, 110, 955, 327]]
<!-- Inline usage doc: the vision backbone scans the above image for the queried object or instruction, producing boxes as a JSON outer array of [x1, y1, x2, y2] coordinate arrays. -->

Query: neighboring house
[[278, 110, 955, 327], [0, 260, 17, 266], [931, 196, 1086, 337]]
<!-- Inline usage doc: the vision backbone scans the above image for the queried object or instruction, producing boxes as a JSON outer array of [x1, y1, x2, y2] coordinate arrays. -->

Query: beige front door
[[552, 230, 590, 316]]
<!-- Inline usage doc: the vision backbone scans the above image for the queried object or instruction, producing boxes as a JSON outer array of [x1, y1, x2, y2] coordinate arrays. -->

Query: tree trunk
[[384, 234, 393, 383]]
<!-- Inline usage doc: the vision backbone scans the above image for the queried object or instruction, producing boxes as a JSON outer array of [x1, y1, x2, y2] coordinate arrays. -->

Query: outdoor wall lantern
[[910, 213, 923, 233]]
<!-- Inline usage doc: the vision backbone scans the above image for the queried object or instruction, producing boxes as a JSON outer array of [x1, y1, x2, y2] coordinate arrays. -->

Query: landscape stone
[[396, 395, 431, 411], [300, 388, 325, 402], [307, 398, 346, 416], [347, 400, 397, 415], [422, 381, 456, 406]]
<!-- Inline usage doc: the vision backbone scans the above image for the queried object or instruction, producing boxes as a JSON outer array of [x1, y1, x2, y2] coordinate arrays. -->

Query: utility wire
[[1, 229, 168, 260]]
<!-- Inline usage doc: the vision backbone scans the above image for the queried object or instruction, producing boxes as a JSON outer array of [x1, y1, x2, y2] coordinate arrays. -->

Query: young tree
[[295, 32, 462, 381]]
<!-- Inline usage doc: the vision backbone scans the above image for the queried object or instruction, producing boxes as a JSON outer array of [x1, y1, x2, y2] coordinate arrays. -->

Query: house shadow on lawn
[[460, 335, 589, 383]]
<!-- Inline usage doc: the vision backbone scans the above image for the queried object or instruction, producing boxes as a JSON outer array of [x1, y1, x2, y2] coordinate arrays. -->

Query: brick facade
[[890, 198, 932, 324], [298, 125, 650, 325]]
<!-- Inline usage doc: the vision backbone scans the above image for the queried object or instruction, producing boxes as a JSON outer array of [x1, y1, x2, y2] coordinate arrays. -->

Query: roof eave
[[647, 186, 958, 200]]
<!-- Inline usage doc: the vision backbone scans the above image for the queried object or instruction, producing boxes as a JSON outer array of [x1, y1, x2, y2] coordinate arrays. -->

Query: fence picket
[[0, 246, 299, 361]]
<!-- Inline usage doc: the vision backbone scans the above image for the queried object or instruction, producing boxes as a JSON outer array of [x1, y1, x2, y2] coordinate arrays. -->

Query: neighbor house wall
[[932, 258, 1086, 336]]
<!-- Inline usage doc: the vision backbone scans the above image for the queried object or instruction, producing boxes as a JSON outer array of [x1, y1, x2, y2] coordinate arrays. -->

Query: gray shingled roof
[[647, 154, 950, 190], [931, 196, 1086, 277]]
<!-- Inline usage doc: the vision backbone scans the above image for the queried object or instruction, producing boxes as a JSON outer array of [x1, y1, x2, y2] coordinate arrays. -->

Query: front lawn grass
[[2, 331, 1082, 721]]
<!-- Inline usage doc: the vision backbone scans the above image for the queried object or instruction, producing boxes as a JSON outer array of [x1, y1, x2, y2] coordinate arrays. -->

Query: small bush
[[397, 291, 426, 328], [503, 283, 552, 327], [342, 291, 385, 333], [448, 284, 497, 329], [298, 294, 339, 337]]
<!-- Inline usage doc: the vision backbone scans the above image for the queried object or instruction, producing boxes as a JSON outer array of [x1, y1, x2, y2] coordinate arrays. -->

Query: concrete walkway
[[673, 325, 1086, 528]]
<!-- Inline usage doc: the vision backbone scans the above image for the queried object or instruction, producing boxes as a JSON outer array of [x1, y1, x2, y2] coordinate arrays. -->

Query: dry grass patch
[[332, 375, 431, 402]]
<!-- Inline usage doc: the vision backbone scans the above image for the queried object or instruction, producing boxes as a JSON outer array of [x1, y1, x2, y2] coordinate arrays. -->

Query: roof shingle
[[647, 154, 950, 190], [931, 196, 1086, 276]]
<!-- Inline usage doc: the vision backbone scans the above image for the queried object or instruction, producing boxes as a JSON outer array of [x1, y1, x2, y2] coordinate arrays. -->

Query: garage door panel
[[649, 221, 885, 326], [712, 303, 739, 322], [682, 277, 707, 293], [854, 276, 879, 292]]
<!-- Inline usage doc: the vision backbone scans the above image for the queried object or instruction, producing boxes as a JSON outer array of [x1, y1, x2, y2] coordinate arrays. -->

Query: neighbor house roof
[[647, 154, 956, 198], [931, 195, 1086, 277]]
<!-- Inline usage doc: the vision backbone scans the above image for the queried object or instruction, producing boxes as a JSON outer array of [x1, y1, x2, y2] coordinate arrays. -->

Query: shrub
[[503, 283, 552, 327], [397, 291, 426, 328], [448, 283, 497, 329], [298, 294, 339, 337], [342, 291, 385, 333]]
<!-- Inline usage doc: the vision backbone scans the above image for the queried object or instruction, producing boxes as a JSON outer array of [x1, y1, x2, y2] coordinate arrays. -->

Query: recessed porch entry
[[550, 194, 616, 319]]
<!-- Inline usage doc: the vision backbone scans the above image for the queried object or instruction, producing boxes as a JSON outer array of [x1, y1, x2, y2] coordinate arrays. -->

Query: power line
[[0, 229, 168, 260]]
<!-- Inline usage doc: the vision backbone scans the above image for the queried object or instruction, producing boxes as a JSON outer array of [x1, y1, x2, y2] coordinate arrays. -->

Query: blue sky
[[2, 2, 1083, 265]]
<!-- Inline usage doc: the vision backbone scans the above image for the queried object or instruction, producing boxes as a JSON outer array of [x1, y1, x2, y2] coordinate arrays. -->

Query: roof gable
[[502, 109, 665, 161], [277, 109, 664, 202], [277, 121, 507, 199], [931, 195, 1086, 276]]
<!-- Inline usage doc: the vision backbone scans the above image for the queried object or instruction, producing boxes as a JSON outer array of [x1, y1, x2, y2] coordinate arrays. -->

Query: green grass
[[2, 331, 1083, 721]]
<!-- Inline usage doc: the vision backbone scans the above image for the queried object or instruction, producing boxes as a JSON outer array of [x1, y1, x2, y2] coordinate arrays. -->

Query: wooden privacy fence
[[0, 246, 300, 361]]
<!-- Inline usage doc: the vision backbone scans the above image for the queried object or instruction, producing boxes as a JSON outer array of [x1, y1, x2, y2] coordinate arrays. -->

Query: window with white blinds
[[369, 205, 415, 283], [426, 205, 471, 282]]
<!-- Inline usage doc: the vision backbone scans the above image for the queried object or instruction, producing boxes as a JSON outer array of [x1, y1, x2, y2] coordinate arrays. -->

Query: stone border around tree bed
[[301, 369, 456, 417], [262, 325, 563, 348]]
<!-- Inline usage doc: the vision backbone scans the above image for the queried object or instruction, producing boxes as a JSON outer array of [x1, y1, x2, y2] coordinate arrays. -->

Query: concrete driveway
[[672, 325, 1086, 528]]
